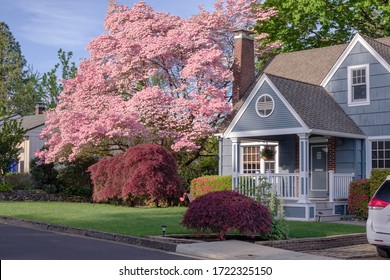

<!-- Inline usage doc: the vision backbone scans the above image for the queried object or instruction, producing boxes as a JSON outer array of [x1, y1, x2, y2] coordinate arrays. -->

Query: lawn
[[0, 202, 366, 238]]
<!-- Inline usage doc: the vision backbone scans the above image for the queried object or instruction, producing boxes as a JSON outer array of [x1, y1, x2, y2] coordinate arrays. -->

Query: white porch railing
[[236, 171, 354, 202], [236, 173, 299, 200], [329, 171, 354, 202]]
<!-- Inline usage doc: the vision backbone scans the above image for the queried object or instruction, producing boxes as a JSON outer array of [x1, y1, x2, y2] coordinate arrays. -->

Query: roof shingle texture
[[263, 44, 347, 85], [267, 75, 364, 135], [20, 114, 45, 131]]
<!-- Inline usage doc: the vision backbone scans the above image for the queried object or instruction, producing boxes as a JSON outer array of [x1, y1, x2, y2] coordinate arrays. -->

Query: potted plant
[[260, 146, 275, 160]]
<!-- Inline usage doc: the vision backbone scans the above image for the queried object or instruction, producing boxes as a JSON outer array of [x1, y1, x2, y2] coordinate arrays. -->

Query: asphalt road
[[0, 223, 193, 260]]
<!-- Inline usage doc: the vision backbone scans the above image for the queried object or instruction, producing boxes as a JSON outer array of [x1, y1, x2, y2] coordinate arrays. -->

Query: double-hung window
[[241, 144, 277, 174], [348, 64, 370, 106]]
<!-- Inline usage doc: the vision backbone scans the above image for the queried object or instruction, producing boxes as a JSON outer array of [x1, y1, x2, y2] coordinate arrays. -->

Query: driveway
[[0, 223, 193, 260]]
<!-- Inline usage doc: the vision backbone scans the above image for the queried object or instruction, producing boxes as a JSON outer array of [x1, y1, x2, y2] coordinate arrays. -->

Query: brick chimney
[[232, 30, 255, 105], [35, 102, 46, 115]]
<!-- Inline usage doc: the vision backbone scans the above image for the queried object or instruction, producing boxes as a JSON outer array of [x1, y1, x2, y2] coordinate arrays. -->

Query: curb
[[258, 233, 368, 252], [0, 216, 177, 252]]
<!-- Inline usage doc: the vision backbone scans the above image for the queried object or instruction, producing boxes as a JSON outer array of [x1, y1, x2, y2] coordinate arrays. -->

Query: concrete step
[[315, 213, 341, 222], [316, 208, 334, 216]]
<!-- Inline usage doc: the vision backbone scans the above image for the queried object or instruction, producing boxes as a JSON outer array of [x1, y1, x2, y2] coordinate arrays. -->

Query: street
[[0, 223, 193, 260]]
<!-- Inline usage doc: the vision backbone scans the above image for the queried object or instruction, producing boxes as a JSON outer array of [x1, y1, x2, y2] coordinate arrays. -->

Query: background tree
[[0, 22, 28, 113], [38, 0, 276, 164], [0, 108, 26, 183], [38, 49, 77, 109], [255, 0, 390, 55]]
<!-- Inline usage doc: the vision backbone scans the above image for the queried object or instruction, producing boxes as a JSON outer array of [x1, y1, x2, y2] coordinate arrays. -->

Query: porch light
[[161, 225, 167, 237]]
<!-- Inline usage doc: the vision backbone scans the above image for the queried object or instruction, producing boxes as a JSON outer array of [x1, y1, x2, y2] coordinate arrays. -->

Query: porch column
[[231, 137, 241, 191], [298, 133, 310, 203]]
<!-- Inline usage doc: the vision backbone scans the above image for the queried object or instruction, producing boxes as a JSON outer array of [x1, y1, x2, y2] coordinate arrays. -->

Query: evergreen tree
[[0, 108, 26, 183]]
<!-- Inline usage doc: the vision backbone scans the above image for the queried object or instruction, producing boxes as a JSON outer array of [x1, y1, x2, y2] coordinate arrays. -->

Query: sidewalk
[[176, 240, 335, 260]]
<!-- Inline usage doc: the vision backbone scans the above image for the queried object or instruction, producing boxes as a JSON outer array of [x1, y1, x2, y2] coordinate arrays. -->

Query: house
[[218, 30, 390, 221], [11, 104, 46, 173]]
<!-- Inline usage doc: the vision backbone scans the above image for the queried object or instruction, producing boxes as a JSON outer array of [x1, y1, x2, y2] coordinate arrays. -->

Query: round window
[[256, 94, 274, 117]]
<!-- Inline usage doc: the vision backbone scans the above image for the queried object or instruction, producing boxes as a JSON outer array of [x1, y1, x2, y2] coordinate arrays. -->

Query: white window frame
[[347, 64, 370, 107], [255, 94, 275, 118], [240, 142, 279, 174], [371, 138, 390, 169]]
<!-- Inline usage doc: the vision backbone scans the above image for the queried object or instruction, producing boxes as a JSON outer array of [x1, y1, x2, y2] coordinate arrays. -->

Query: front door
[[310, 145, 328, 199]]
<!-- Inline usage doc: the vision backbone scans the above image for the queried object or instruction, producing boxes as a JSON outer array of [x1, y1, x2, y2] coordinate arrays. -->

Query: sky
[[0, 0, 215, 75]]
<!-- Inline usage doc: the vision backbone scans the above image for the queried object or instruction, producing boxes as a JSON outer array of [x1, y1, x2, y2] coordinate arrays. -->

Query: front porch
[[235, 171, 354, 221]]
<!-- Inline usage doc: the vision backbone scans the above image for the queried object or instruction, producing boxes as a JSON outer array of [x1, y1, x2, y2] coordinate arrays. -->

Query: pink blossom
[[39, 0, 276, 163]]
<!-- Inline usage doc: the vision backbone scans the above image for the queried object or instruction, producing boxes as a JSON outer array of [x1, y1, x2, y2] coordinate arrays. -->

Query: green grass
[[0, 202, 366, 238], [286, 221, 365, 238]]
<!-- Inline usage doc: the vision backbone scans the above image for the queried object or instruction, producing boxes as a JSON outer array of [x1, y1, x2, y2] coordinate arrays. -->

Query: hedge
[[348, 179, 371, 218], [190, 175, 232, 198], [369, 169, 390, 197]]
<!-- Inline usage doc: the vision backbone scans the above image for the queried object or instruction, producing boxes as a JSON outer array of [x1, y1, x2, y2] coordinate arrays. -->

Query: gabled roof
[[20, 114, 45, 131], [220, 33, 390, 137], [360, 35, 390, 66], [267, 75, 364, 136], [263, 44, 347, 85]]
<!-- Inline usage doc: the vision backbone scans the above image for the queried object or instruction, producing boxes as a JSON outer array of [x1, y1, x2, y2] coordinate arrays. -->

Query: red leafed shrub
[[88, 144, 185, 204], [348, 178, 371, 218], [182, 190, 272, 240], [190, 175, 232, 198]]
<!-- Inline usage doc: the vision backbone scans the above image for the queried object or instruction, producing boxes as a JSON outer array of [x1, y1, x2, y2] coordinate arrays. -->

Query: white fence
[[329, 171, 354, 202], [236, 173, 299, 200], [237, 171, 354, 202]]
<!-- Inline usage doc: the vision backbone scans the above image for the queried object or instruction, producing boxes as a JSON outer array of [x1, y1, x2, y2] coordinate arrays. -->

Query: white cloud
[[14, 0, 105, 47]]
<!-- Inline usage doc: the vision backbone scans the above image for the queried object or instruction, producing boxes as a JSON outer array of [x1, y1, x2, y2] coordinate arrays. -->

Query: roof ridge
[[272, 42, 348, 57], [265, 73, 323, 88], [360, 34, 390, 49]]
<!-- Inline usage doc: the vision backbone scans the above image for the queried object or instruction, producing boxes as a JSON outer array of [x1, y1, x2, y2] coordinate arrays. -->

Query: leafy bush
[[348, 179, 371, 218], [56, 157, 97, 197], [5, 173, 36, 190], [89, 144, 185, 205], [256, 180, 289, 240], [190, 175, 232, 198], [178, 138, 219, 191], [30, 156, 95, 197], [0, 183, 13, 192], [30, 157, 59, 188], [370, 169, 390, 197], [182, 190, 272, 240]]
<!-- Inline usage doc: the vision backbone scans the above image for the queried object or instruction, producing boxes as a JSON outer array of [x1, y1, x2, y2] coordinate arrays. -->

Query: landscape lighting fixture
[[161, 225, 167, 237]]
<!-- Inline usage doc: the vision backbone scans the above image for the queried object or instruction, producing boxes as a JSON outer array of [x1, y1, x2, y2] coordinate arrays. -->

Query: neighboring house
[[219, 31, 390, 221], [13, 104, 46, 173]]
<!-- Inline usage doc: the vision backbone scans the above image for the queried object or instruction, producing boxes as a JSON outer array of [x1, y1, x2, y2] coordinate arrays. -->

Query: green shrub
[[0, 183, 13, 192], [370, 169, 390, 197], [348, 179, 371, 218], [257, 181, 289, 240], [30, 157, 59, 188], [5, 173, 36, 190], [57, 157, 97, 197], [190, 175, 232, 198]]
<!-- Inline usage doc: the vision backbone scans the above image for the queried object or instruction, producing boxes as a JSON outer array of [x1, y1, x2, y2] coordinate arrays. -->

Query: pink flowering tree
[[37, 0, 276, 164]]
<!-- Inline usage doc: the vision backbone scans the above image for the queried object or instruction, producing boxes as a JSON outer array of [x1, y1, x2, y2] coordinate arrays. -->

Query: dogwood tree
[[38, 0, 276, 163]]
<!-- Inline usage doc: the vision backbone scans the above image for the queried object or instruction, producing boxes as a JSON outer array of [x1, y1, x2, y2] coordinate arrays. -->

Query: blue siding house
[[219, 32, 390, 221]]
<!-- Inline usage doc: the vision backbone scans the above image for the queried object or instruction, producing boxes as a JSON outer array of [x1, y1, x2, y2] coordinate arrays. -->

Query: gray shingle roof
[[360, 35, 390, 67], [267, 74, 364, 135], [20, 114, 45, 131], [221, 34, 390, 136], [263, 44, 347, 85]]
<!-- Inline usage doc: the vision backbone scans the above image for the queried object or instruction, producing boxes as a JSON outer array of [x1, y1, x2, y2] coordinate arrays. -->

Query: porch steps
[[315, 202, 341, 222]]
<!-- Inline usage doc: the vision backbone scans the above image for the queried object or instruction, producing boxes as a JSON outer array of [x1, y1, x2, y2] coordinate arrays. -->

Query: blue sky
[[0, 0, 215, 75]]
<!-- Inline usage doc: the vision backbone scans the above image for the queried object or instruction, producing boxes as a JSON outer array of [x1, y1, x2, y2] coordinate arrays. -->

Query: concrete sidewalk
[[176, 240, 335, 260]]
